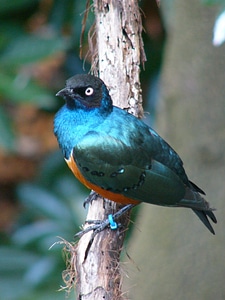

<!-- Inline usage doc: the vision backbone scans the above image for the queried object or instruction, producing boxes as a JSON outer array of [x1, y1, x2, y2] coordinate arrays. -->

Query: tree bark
[[125, 1, 225, 299], [73, 1, 145, 299]]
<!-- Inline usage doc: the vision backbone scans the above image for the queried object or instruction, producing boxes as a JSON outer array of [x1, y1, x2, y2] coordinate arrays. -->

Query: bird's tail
[[192, 209, 217, 235], [179, 185, 217, 234]]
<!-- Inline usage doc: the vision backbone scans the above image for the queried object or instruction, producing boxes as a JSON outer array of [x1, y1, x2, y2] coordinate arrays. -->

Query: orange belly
[[65, 155, 139, 205]]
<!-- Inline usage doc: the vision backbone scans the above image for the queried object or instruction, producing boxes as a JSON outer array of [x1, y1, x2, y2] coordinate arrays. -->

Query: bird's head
[[56, 74, 113, 112]]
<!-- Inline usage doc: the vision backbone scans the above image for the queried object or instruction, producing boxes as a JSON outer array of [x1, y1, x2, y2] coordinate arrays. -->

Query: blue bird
[[54, 74, 217, 234]]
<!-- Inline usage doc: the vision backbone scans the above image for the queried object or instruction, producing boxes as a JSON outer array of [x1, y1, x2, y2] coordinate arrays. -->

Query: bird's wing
[[143, 127, 205, 194], [72, 131, 186, 206]]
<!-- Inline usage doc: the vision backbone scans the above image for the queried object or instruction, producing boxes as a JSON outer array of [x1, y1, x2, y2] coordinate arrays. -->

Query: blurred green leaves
[[0, 0, 88, 151], [0, 29, 69, 121], [0, 1, 91, 299], [17, 183, 73, 221], [0, 247, 41, 300], [0, 72, 55, 108], [0, 0, 39, 15], [0, 106, 15, 150], [0, 35, 69, 67], [0, 152, 87, 300]]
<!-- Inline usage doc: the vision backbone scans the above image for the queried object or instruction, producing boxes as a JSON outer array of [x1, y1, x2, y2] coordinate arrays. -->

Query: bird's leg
[[74, 204, 135, 239]]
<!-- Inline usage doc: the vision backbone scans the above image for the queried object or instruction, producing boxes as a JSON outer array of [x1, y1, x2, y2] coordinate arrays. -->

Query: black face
[[56, 74, 105, 109]]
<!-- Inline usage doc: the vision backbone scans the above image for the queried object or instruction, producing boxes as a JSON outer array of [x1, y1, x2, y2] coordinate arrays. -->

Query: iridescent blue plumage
[[54, 74, 217, 234]]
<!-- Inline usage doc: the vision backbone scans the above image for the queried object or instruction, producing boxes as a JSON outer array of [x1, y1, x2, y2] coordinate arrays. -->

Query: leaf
[[0, 22, 23, 51], [0, 0, 39, 15], [0, 246, 38, 272], [24, 256, 57, 287], [12, 220, 65, 246], [0, 106, 15, 151], [0, 72, 55, 109], [0, 34, 69, 66], [17, 183, 73, 221], [0, 277, 31, 300], [0, 246, 60, 300]]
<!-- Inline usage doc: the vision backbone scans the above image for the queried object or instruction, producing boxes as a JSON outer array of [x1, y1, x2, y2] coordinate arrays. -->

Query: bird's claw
[[74, 204, 135, 261], [74, 217, 115, 261], [83, 191, 100, 208], [74, 204, 135, 239], [74, 217, 112, 239], [85, 219, 102, 225]]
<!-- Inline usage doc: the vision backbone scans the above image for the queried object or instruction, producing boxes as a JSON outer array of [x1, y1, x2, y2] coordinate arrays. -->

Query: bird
[[54, 74, 217, 235]]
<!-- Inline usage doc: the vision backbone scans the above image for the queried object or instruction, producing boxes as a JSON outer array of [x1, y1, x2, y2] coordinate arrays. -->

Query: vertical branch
[[93, 0, 145, 115], [73, 1, 145, 299]]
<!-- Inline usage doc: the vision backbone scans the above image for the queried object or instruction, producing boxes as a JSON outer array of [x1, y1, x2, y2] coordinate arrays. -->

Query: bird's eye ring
[[85, 87, 94, 96]]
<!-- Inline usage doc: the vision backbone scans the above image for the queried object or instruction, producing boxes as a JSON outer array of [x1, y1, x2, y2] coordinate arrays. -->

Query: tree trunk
[[125, 1, 225, 299], [73, 1, 145, 299]]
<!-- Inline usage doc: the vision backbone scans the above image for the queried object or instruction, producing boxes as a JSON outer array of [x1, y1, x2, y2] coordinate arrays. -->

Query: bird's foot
[[74, 204, 135, 261], [83, 191, 100, 208], [75, 204, 135, 239]]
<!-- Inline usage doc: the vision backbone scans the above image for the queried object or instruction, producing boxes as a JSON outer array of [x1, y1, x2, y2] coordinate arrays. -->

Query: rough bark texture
[[125, 1, 225, 299], [74, 1, 145, 299], [92, 0, 145, 117], [75, 199, 130, 300]]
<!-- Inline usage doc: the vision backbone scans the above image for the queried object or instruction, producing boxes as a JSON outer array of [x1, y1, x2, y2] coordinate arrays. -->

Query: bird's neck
[[54, 104, 111, 159]]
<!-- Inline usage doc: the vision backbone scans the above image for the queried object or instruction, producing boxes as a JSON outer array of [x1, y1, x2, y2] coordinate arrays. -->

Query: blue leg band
[[108, 214, 118, 230]]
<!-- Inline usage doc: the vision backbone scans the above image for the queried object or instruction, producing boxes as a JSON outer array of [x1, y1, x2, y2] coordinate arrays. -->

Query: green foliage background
[[0, 1, 90, 299]]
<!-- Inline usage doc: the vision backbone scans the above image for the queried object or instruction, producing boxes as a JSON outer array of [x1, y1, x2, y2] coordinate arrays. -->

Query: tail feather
[[192, 209, 217, 235], [180, 186, 217, 234]]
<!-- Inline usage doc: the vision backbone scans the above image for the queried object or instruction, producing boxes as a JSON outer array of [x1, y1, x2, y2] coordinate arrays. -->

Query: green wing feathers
[[73, 133, 187, 206]]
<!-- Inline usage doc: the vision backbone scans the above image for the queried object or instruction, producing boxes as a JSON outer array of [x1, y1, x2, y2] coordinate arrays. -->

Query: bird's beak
[[56, 88, 67, 97]]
